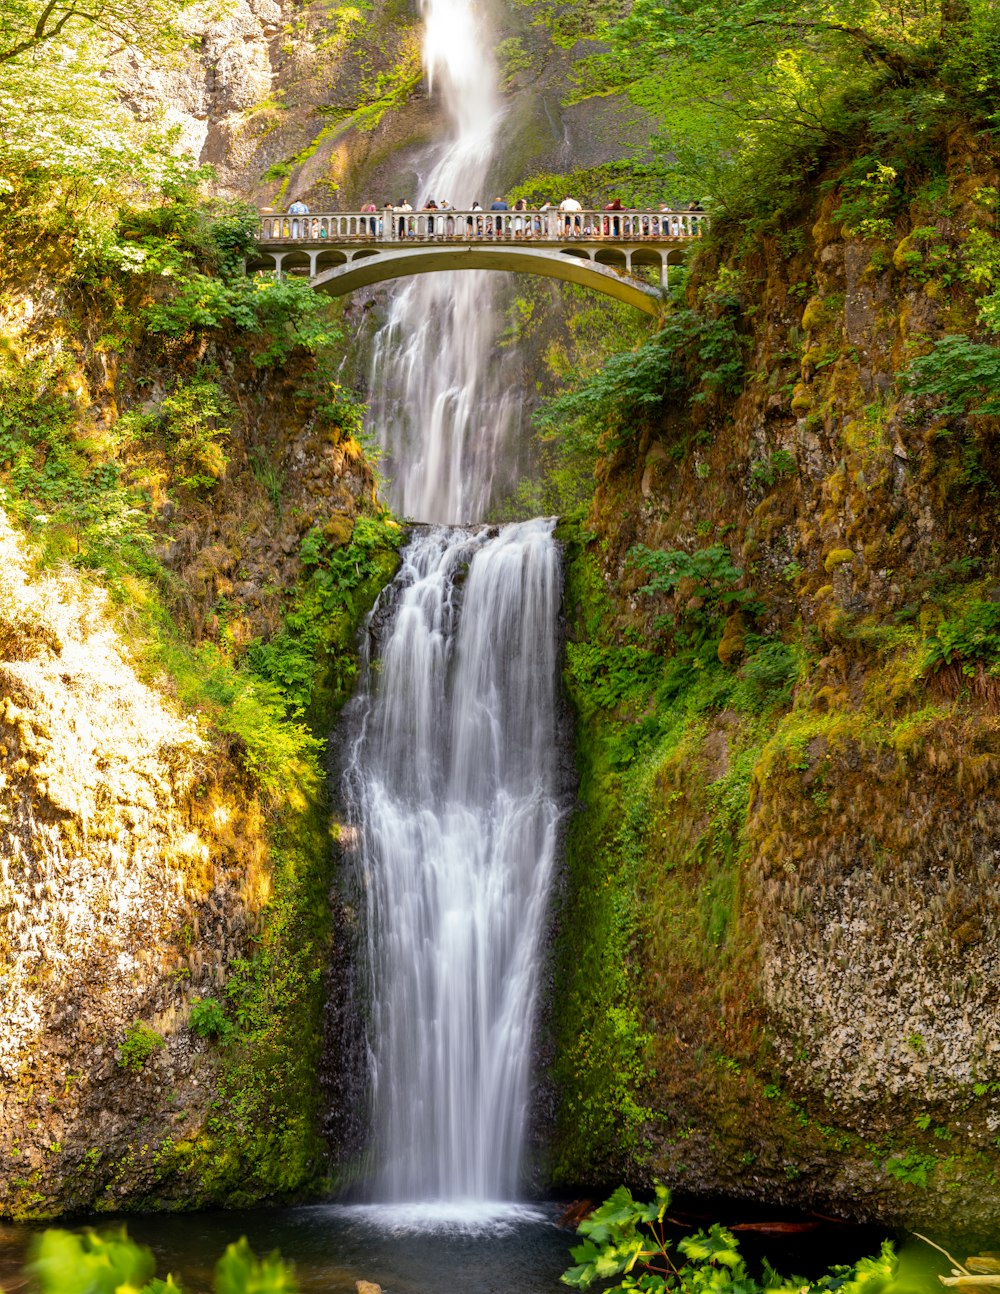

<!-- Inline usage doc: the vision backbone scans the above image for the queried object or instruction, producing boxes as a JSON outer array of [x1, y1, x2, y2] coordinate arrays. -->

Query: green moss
[[823, 547, 855, 573], [549, 521, 793, 1183]]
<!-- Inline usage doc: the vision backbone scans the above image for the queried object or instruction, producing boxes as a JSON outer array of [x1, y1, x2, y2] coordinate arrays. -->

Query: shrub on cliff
[[628, 544, 764, 650], [116, 1023, 165, 1073]]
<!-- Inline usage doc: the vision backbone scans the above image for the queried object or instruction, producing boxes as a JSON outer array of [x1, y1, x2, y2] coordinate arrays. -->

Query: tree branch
[[740, 15, 916, 77]]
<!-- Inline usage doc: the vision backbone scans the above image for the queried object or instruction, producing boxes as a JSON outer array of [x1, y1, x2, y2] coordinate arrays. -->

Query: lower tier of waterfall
[[341, 518, 563, 1202]]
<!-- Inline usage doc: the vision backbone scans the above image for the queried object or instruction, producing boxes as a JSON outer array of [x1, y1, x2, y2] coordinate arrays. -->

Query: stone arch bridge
[[252, 208, 707, 316]]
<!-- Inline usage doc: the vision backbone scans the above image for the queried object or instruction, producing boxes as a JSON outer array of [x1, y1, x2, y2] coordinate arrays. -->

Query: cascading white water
[[343, 520, 562, 1203], [366, 0, 522, 524]]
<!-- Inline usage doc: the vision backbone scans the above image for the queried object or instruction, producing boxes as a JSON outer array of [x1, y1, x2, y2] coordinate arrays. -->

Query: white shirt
[[559, 198, 582, 211]]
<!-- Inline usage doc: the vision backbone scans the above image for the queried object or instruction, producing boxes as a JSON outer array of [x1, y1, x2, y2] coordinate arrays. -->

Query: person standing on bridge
[[490, 196, 509, 241], [361, 201, 377, 236], [603, 197, 623, 238], [288, 197, 309, 239], [559, 194, 582, 238]]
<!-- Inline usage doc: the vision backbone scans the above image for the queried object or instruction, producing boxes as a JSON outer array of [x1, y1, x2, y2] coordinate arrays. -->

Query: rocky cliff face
[[0, 509, 258, 1215], [118, 0, 655, 208], [0, 215, 396, 1213], [551, 122, 1000, 1240]]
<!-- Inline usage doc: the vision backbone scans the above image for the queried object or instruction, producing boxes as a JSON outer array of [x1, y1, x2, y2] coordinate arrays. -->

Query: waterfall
[[366, 0, 523, 524], [343, 520, 562, 1203]]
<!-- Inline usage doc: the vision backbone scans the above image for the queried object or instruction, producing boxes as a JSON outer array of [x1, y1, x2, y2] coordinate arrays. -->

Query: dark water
[[0, 1200, 947, 1294], [0, 1202, 570, 1293]]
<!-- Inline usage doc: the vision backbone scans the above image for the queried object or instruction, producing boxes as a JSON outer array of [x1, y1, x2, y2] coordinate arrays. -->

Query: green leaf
[[678, 1224, 743, 1269], [214, 1238, 298, 1294], [561, 1263, 596, 1289], [28, 1228, 157, 1294]]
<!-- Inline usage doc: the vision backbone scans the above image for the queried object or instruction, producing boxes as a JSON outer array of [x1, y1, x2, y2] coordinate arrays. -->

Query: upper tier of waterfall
[[365, 0, 525, 525]]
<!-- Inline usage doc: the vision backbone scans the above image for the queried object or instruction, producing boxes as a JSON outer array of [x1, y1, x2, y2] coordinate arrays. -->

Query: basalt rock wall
[[0, 253, 391, 1216], [551, 119, 1000, 1242], [117, 0, 655, 210]]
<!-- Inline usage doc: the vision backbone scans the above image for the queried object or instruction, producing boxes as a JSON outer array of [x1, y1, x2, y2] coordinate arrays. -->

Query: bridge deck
[[259, 207, 706, 246], [252, 209, 708, 314]]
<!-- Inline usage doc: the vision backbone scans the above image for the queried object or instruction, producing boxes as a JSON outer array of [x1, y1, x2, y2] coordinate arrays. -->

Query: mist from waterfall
[[343, 521, 563, 1203], [366, 0, 522, 524]]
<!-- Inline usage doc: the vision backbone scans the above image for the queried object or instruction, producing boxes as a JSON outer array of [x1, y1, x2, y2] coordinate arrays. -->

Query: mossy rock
[[823, 548, 855, 573], [800, 295, 828, 332], [717, 613, 747, 667], [791, 384, 813, 414], [893, 235, 923, 272], [323, 511, 355, 548]]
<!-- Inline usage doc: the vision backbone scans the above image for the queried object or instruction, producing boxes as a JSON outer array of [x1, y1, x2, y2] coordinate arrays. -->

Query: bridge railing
[[258, 209, 708, 244]]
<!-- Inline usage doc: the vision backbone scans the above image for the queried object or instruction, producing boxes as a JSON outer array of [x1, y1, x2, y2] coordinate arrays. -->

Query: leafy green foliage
[[214, 1238, 298, 1294], [523, 0, 1000, 228], [0, 0, 196, 183], [561, 1184, 899, 1294], [832, 159, 904, 241], [147, 275, 346, 369], [148, 632, 324, 795], [246, 514, 402, 718], [565, 643, 664, 714], [628, 544, 764, 646], [508, 158, 693, 211], [27, 1228, 158, 1294], [159, 374, 234, 490], [749, 449, 797, 488], [735, 637, 800, 709], [117, 1023, 165, 1072], [906, 335, 1000, 419], [537, 300, 746, 452], [189, 998, 235, 1044], [923, 601, 1000, 676], [25, 1228, 296, 1294], [0, 354, 156, 576], [884, 1148, 937, 1187]]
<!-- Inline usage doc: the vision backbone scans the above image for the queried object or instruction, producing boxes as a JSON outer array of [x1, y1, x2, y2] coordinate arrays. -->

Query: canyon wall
[[548, 120, 1000, 1242]]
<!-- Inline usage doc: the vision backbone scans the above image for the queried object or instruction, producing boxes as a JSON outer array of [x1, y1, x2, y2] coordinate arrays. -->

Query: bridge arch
[[261, 245, 687, 316]]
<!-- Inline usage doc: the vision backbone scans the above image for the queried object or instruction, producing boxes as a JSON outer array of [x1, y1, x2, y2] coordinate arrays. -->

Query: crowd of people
[[282, 195, 706, 240]]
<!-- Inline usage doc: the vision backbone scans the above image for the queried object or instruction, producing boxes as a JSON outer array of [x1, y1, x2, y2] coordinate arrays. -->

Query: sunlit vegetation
[[16, 1227, 296, 1294], [0, 1, 399, 1208]]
